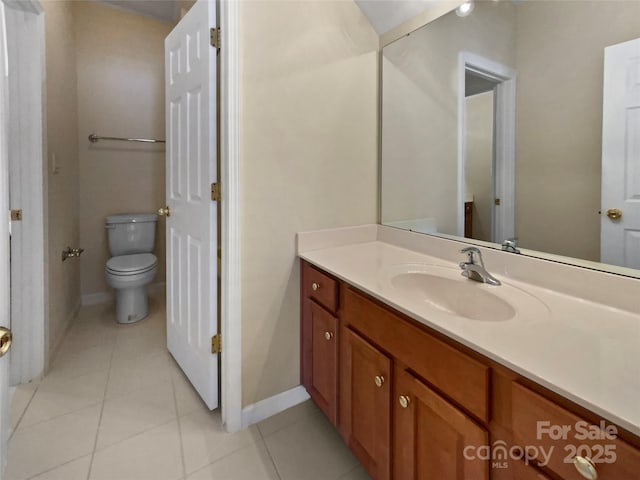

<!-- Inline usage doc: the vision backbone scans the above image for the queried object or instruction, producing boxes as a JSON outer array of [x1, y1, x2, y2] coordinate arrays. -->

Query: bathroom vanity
[[298, 226, 640, 480]]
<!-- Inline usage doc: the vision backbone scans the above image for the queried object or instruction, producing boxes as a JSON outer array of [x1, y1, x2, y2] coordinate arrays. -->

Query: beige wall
[[381, 1, 516, 235], [515, 1, 640, 261], [239, 1, 378, 406], [465, 91, 493, 242], [43, 0, 81, 357], [75, 2, 171, 296]]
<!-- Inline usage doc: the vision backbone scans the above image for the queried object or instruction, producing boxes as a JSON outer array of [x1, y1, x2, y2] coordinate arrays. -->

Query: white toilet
[[105, 213, 158, 324]]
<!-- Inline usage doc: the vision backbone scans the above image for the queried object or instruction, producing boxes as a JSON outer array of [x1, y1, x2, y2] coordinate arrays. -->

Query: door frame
[[3, 0, 46, 385], [457, 51, 516, 243], [0, 2, 11, 472], [219, 0, 242, 433]]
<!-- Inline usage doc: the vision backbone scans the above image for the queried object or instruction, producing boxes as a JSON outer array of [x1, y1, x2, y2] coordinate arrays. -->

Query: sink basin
[[391, 272, 516, 321], [383, 264, 548, 322]]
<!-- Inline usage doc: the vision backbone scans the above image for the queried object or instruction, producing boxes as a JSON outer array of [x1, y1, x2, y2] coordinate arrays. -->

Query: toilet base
[[115, 286, 149, 324]]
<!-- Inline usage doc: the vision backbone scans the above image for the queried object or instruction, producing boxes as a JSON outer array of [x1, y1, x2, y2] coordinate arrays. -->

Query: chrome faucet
[[459, 247, 501, 286], [502, 238, 521, 254]]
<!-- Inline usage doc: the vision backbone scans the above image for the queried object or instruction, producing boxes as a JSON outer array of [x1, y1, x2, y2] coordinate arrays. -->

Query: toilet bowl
[[105, 253, 157, 324], [104, 213, 158, 324]]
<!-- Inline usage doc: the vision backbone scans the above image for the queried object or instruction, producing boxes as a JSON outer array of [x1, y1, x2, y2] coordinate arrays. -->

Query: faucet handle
[[460, 246, 485, 267]]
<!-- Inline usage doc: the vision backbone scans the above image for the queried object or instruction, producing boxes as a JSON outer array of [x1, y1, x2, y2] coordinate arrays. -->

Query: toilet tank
[[105, 213, 158, 256]]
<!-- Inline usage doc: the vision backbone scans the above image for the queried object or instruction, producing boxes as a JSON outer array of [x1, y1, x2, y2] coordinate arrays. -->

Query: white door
[[601, 38, 640, 268], [0, 2, 12, 474], [164, 0, 219, 410]]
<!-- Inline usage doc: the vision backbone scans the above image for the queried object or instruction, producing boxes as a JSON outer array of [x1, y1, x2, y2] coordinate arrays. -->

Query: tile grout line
[[16, 360, 167, 433], [85, 331, 118, 480], [256, 421, 283, 480], [8, 382, 40, 442], [93, 416, 177, 455], [175, 400, 267, 479], [17, 400, 122, 480], [169, 368, 188, 480], [16, 399, 105, 432], [23, 454, 90, 480]]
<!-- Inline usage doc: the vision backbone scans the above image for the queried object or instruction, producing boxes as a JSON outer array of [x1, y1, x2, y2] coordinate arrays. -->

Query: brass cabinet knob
[[0, 327, 12, 358], [311, 282, 320, 291], [573, 456, 598, 480], [606, 208, 622, 220], [324, 331, 333, 341], [158, 206, 171, 217], [399, 395, 411, 409], [374, 375, 385, 388]]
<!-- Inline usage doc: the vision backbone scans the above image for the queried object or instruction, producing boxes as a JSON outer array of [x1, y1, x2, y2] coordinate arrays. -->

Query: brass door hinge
[[210, 27, 220, 49], [211, 183, 221, 202], [10, 209, 22, 221], [494, 198, 501, 206], [211, 334, 221, 354]]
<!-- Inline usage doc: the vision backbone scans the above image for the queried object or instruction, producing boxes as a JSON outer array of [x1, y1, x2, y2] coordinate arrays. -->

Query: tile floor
[[7, 294, 369, 480]]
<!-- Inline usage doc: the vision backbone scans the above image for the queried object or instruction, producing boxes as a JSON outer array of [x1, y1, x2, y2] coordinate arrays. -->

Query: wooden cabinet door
[[394, 367, 489, 480], [509, 460, 552, 480], [307, 301, 339, 424], [340, 327, 391, 480]]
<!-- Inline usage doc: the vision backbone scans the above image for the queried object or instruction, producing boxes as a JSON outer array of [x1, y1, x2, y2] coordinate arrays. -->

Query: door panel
[[165, 0, 218, 410], [601, 37, 640, 268], [394, 367, 489, 480], [340, 327, 391, 480], [308, 301, 338, 423], [0, 2, 10, 472]]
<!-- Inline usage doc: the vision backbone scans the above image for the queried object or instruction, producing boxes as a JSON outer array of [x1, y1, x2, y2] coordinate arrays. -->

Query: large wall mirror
[[380, 0, 640, 277]]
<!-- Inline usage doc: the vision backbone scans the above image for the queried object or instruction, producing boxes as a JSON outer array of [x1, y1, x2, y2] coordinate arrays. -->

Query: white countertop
[[299, 237, 640, 437]]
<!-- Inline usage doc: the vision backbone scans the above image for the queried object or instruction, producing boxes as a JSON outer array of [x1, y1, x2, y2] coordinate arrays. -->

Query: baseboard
[[241, 385, 310, 429], [81, 282, 166, 306]]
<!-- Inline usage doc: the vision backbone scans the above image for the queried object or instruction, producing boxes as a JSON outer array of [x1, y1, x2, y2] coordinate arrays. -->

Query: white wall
[[239, 0, 379, 406]]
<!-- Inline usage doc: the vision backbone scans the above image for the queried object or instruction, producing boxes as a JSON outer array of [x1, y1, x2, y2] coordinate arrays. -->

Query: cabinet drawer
[[343, 287, 490, 422], [302, 261, 338, 313], [511, 382, 640, 480]]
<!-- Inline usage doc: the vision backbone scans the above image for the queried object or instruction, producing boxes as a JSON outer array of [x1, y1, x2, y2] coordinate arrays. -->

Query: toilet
[[105, 213, 158, 324]]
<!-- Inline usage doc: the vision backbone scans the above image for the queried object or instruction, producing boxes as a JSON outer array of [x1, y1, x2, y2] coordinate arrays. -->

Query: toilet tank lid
[[106, 213, 158, 225]]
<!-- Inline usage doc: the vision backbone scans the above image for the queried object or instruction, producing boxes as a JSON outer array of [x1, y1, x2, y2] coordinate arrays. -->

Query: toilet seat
[[106, 253, 157, 276]]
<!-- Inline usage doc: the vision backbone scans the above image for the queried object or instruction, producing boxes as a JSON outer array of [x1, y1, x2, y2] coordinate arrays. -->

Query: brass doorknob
[[158, 206, 171, 217], [399, 395, 411, 409], [374, 375, 385, 388], [324, 331, 333, 341], [0, 327, 12, 358], [573, 456, 598, 479], [606, 208, 622, 220]]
